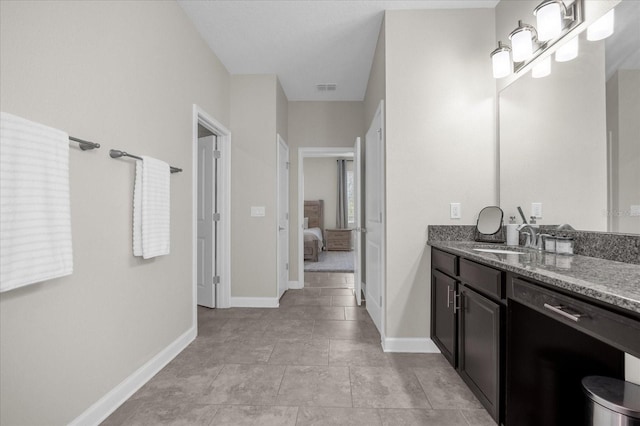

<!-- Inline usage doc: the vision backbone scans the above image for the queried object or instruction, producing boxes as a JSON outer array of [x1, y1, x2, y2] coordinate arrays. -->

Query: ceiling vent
[[316, 84, 337, 92]]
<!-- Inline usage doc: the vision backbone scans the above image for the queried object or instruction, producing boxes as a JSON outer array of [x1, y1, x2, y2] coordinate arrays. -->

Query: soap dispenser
[[507, 216, 519, 246]]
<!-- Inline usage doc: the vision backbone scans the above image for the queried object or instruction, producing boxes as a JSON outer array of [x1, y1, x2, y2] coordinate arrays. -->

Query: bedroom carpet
[[304, 251, 354, 272]]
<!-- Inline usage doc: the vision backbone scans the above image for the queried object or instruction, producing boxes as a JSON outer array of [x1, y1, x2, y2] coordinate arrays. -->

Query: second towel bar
[[109, 149, 182, 173]]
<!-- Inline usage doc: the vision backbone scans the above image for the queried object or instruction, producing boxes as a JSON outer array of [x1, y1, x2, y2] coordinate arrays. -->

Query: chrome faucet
[[518, 224, 541, 249]]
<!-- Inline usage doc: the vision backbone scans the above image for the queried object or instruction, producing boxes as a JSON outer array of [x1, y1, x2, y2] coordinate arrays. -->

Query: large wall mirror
[[499, 0, 639, 235]]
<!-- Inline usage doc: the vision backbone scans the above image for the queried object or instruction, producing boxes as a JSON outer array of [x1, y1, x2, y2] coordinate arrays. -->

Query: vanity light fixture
[[587, 8, 615, 41], [491, 41, 513, 78], [509, 21, 538, 62], [490, 0, 583, 79], [555, 35, 579, 62], [532, 55, 551, 78]]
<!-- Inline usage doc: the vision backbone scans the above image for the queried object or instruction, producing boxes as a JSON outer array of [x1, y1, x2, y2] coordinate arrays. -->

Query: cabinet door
[[431, 270, 457, 366], [458, 284, 501, 422]]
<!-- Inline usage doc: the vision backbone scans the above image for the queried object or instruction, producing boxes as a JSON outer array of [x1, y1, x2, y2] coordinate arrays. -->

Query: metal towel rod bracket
[[69, 136, 100, 151], [109, 149, 182, 173]]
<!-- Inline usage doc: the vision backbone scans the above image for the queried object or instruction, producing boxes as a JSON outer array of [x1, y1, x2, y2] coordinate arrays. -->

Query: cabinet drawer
[[511, 278, 640, 358], [460, 258, 503, 299], [432, 249, 458, 277]]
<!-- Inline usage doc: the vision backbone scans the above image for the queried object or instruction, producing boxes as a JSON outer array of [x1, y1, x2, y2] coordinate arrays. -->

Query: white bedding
[[304, 227, 323, 247]]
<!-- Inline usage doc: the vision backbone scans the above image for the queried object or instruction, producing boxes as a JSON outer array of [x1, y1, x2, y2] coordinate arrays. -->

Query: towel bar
[[109, 149, 182, 173]]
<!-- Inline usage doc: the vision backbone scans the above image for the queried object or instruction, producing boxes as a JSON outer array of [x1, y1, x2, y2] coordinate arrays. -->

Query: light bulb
[[535, 1, 563, 41], [587, 9, 615, 41], [492, 49, 512, 78], [555, 35, 579, 62], [511, 30, 534, 62], [532, 56, 551, 78]]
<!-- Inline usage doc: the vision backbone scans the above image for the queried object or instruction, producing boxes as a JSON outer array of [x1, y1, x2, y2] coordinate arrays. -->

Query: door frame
[[297, 147, 355, 289], [277, 134, 289, 298], [192, 105, 231, 329]]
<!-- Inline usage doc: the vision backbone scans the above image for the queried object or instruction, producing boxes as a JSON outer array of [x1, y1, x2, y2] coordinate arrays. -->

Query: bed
[[303, 200, 324, 262]]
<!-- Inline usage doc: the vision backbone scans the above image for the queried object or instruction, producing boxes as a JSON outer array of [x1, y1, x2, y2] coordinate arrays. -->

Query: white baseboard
[[230, 297, 279, 308], [382, 337, 441, 353], [70, 326, 196, 426], [288, 280, 303, 289]]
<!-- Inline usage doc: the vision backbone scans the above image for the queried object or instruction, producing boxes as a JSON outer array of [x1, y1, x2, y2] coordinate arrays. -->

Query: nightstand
[[325, 229, 353, 251]]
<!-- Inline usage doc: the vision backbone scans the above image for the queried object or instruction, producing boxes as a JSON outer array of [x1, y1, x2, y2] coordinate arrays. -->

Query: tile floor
[[103, 272, 495, 425]]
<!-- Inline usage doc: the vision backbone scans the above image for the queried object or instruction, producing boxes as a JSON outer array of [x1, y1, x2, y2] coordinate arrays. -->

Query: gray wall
[[383, 9, 496, 339], [0, 1, 230, 424], [304, 158, 339, 230], [230, 75, 280, 298]]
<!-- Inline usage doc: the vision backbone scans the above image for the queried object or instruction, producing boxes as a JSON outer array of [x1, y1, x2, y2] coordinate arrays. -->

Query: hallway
[[103, 273, 494, 425]]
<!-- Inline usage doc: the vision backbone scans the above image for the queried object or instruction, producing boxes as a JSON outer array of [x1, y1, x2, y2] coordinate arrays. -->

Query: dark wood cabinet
[[431, 247, 503, 423], [458, 284, 502, 421], [431, 269, 457, 366]]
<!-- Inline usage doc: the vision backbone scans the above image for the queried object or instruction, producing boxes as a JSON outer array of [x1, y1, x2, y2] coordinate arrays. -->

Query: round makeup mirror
[[475, 206, 505, 242]]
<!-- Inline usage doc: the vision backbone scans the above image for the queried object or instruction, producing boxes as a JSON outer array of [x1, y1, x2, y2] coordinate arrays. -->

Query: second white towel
[[133, 156, 170, 259]]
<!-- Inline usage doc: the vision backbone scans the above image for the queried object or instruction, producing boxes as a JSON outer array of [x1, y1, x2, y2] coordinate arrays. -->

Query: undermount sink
[[473, 248, 528, 255]]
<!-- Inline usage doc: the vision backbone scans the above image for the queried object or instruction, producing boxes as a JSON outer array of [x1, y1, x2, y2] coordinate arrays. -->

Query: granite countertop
[[428, 240, 640, 315]]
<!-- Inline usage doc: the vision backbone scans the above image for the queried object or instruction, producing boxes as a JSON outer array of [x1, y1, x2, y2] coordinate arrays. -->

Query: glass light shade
[[492, 49, 512, 78], [532, 56, 551, 78], [511, 29, 534, 62], [536, 2, 563, 41], [555, 35, 579, 62], [587, 9, 614, 41]]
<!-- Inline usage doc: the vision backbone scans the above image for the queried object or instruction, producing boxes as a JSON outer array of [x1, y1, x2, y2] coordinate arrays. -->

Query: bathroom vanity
[[429, 241, 640, 425]]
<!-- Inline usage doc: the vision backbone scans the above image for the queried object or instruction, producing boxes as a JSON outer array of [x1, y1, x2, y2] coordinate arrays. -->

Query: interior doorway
[[297, 147, 361, 304], [192, 106, 231, 328]]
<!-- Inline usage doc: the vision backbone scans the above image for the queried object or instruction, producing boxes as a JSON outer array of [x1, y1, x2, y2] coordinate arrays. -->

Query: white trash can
[[582, 376, 640, 426]]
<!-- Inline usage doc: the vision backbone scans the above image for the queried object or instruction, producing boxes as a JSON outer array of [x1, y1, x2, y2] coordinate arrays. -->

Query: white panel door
[[354, 137, 362, 306], [277, 135, 290, 299], [365, 104, 384, 334], [197, 135, 216, 308]]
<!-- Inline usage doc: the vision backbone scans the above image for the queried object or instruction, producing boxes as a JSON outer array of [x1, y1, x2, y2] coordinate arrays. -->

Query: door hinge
[[286, 161, 290, 170], [213, 150, 221, 159], [285, 213, 289, 220], [380, 295, 382, 306], [213, 275, 220, 285], [286, 263, 289, 271], [213, 212, 221, 221]]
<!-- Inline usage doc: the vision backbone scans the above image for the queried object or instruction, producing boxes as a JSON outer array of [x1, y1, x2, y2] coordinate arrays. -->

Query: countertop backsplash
[[428, 225, 640, 265]]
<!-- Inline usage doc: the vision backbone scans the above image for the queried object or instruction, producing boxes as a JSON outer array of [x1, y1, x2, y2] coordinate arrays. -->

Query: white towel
[[133, 156, 170, 259], [0, 112, 73, 292]]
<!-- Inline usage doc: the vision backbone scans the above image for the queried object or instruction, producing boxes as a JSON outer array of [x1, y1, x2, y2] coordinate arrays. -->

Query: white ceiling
[[178, 0, 499, 101]]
